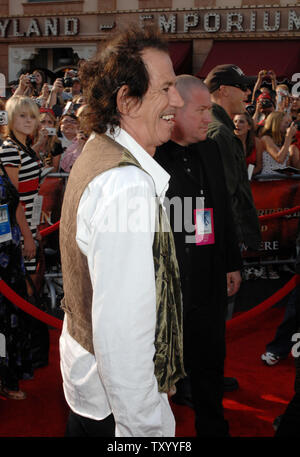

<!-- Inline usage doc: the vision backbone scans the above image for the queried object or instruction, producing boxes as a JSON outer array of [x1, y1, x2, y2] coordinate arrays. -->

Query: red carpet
[[174, 305, 295, 437], [0, 305, 296, 437]]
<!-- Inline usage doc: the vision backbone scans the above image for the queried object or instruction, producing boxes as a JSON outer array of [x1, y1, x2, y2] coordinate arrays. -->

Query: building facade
[[0, 0, 299, 89]]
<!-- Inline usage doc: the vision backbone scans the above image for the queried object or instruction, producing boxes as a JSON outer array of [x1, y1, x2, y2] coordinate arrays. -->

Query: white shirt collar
[[105, 127, 170, 199]]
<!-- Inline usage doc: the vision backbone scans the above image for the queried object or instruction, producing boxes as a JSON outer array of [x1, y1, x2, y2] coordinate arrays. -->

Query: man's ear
[[116, 85, 131, 115], [117, 84, 140, 116], [219, 85, 229, 97]]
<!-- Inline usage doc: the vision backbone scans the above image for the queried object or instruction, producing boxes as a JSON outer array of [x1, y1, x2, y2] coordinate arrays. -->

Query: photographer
[[12, 73, 31, 97], [46, 71, 80, 117], [60, 104, 89, 173], [45, 77, 65, 117], [253, 93, 275, 133], [32, 108, 63, 172], [260, 111, 297, 175], [57, 113, 79, 165], [13, 70, 46, 99], [251, 69, 277, 105], [69, 76, 81, 98]]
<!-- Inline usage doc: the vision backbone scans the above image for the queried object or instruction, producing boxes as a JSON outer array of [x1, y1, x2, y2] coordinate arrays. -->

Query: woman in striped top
[[0, 96, 42, 289]]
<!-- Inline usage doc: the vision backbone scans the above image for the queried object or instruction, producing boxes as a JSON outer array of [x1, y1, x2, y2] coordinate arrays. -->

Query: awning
[[168, 41, 193, 75], [197, 40, 300, 80]]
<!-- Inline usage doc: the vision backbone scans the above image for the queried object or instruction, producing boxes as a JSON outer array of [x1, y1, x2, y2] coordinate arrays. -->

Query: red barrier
[[259, 205, 300, 222], [40, 220, 60, 237], [1, 189, 299, 332], [0, 279, 63, 330], [244, 179, 300, 257], [227, 274, 300, 331], [38, 177, 63, 232]]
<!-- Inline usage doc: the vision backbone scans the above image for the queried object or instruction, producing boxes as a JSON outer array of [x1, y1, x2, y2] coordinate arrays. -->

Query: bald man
[[155, 75, 242, 437]]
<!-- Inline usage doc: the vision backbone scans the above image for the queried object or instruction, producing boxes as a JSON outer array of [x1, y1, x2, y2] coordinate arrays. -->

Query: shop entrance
[[8, 44, 97, 83]]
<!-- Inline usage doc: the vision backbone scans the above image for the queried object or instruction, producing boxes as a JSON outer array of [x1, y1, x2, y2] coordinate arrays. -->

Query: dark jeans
[[65, 410, 115, 437], [266, 286, 300, 357], [183, 306, 229, 437]]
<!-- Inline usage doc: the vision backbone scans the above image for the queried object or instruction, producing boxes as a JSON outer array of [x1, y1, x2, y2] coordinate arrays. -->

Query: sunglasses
[[221, 83, 249, 92]]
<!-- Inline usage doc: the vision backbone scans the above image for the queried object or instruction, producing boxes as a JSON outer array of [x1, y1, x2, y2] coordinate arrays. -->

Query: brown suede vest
[[60, 133, 185, 393]]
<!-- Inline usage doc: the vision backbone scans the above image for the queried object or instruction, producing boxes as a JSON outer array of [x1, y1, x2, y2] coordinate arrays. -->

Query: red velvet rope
[[38, 205, 299, 237], [38, 205, 300, 236], [258, 205, 300, 221], [0, 279, 62, 329], [39, 220, 60, 237], [227, 274, 300, 330], [0, 273, 298, 332], [0, 205, 298, 331]]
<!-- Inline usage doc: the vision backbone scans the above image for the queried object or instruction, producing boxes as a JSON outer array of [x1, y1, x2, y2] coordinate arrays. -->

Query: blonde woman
[[0, 96, 42, 286], [260, 111, 297, 176]]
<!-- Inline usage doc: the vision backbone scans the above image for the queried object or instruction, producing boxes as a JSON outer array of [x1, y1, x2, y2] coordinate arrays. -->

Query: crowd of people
[[0, 69, 88, 400], [0, 25, 299, 438]]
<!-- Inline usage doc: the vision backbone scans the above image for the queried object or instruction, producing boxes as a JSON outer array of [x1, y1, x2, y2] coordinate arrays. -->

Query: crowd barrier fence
[[0, 174, 299, 330]]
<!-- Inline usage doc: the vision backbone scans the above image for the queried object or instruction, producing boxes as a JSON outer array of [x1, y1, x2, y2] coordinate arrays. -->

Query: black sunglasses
[[226, 83, 249, 92], [220, 83, 249, 92]]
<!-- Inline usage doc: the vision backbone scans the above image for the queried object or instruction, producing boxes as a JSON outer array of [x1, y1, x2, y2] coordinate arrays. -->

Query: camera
[[45, 127, 57, 136], [34, 98, 43, 107], [245, 104, 255, 116], [0, 110, 8, 125], [63, 77, 74, 88], [73, 103, 81, 112], [29, 74, 36, 84], [295, 121, 300, 131], [260, 99, 273, 109], [63, 71, 79, 88]]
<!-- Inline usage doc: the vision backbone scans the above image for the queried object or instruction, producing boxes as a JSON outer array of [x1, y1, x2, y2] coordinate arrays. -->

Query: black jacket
[[207, 103, 261, 250], [155, 138, 242, 312]]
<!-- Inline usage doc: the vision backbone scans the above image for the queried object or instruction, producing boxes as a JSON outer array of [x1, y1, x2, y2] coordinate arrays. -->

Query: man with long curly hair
[[59, 26, 185, 437]]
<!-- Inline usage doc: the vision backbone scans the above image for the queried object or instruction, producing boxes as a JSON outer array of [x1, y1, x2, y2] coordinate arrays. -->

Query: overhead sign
[[0, 8, 299, 38]]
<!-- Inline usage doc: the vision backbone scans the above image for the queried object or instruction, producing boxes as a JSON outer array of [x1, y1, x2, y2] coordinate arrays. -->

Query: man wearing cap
[[204, 64, 261, 253]]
